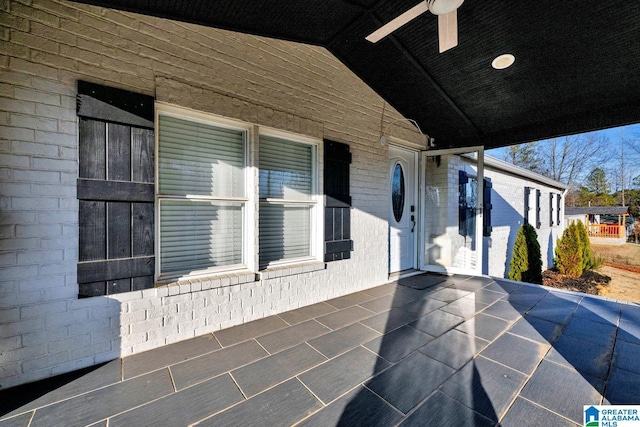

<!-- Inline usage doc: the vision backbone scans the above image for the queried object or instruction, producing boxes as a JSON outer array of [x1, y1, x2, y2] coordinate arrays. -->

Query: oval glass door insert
[[392, 163, 405, 222]]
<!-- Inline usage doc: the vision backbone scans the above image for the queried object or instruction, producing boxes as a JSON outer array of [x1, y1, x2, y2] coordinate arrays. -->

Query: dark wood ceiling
[[72, 0, 640, 149]]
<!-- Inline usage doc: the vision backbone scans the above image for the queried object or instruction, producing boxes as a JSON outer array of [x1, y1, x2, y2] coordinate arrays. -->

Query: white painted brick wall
[[423, 155, 565, 278], [1, 0, 566, 390], [483, 163, 565, 278], [0, 0, 396, 388]]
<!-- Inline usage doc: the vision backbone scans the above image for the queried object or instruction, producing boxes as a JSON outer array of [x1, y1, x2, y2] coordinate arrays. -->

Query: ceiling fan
[[366, 0, 464, 53]]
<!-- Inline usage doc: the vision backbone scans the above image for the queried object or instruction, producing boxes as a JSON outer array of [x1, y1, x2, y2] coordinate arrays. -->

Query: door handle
[[411, 215, 416, 232]]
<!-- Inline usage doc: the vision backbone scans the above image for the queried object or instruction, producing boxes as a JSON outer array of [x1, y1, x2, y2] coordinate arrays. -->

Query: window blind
[[158, 115, 245, 198], [258, 135, 314, 268], [160, 200, 243, 273], [259, 135, 312, 200], [259, 204, 311, 267], [157, 113, 246, 276]]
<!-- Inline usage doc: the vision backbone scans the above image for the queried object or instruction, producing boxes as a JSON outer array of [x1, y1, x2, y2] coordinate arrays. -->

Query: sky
[[485, 123, 640, 190]]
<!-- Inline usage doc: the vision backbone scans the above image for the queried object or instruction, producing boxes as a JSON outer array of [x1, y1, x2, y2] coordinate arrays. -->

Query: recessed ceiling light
[[492, 54, 515, 70]]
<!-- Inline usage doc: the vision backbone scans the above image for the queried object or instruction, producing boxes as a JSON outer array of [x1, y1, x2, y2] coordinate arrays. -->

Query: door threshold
[[388, 269, 423, 281]]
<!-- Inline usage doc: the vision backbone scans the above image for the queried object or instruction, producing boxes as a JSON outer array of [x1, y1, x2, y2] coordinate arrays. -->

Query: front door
[[389, 146, 417, 273], [419, 146, 484, 275]]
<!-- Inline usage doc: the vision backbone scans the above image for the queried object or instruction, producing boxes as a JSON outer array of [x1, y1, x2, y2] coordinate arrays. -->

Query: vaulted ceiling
[[73, 0, 640, 149]]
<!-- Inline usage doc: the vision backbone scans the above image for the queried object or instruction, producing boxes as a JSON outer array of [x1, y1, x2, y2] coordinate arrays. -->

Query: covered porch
[[2, 273, 639, 426], [3, 0, 640, 411]]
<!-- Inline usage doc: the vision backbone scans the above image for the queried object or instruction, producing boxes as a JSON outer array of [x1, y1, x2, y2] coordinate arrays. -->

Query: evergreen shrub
[[508, 223, 542, 284], [555, 222, 583, 278], [575, 221, 604, 269]]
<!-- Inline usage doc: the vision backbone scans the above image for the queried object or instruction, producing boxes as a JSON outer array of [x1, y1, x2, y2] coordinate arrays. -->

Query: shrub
[[523, 223, 543, 283], [577, 221, 604, 271], [555, 222, 583, 278], [575, 221, 597, 270], [508, 223, 542, 284]]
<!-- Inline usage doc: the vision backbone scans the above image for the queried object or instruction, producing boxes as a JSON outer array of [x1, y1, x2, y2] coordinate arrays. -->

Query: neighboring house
[[565, 206, 630, 245], [0, 0, 565, 388]]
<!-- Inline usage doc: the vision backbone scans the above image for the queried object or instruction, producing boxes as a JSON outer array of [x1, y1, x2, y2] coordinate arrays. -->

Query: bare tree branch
[[535, 132, 610, 188]]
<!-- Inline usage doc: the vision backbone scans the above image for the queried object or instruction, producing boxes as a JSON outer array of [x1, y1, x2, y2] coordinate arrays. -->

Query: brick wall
[[423, 154, 565, 278], [0, 0, 426, 388], [0, 0, 563, 389], [483, 164, 565, 277]]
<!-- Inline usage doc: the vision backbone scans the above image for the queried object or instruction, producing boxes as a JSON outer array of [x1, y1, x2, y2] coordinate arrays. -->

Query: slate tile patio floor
[[1, 273, 640, 426]]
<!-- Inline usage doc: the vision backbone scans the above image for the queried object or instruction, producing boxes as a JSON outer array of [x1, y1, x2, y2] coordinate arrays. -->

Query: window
[[156, 105, 320, 280], [259, 134, 317, 268], [524, 187, 537, 225], [391, 163, 405, 223], [556, 193, 562, 225], [458, 170, 477, 237], [549, 193, 555, 226], [157, 111, 248, 277]]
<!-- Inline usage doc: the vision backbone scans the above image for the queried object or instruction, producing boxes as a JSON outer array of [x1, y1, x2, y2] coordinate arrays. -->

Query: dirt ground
[[592, 243, 640, 271], [596, 265, 640, 303], [544, 243, 640, 304], [587, 244, 640, 303]]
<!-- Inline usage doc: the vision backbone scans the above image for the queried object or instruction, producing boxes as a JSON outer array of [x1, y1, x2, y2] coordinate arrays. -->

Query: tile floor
[[1, 274, 639, 426]]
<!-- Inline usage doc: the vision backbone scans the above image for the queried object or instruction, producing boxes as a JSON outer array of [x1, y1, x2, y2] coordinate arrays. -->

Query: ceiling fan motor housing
[[428, 0, 464, 15]]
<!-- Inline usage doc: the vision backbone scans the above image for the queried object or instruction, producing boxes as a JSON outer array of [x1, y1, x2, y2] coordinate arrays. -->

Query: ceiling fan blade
[[366, 2, 429, 43], [438, 9, 458, 53]]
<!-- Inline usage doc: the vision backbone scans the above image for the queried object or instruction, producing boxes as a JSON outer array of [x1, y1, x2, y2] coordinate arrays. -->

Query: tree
[[523, 224, 543, 284], [584, 167, 610, 195], [576, 185, 616, 207], [633, 220, 640, 244], [503, 132, 610, 190], [508, 224, 542, 284], [555, 222, 583, 278], [499, 130, 639, 212], [503, 142, 543, 174], [629, 137, 640, 156], [626, 189, 640, 218], [575, 221, 599, 270], [541, 133, 609, 187]]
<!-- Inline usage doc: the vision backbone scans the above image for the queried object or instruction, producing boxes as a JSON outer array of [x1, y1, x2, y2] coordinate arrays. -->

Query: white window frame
[[154, 104, 322, 281], [257, 127, 321, 269], [155, 103, 255, 280]]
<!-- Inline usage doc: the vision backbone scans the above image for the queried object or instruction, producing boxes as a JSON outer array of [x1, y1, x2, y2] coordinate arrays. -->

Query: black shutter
[[549, 193, 554, 226], [77, 81, 155, 297], [458, 170, 468, 236], [524, 187, 530, 224], [483, 178, 492, 236], [324, 140, 353, 262], [556, 194, 562, 225], [536, 189, 542, 228]]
